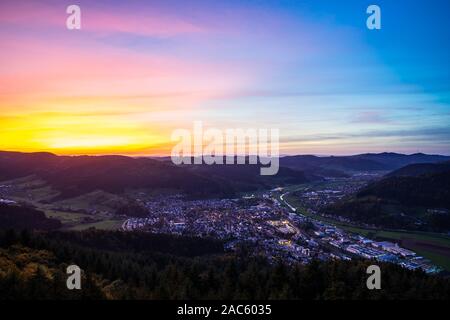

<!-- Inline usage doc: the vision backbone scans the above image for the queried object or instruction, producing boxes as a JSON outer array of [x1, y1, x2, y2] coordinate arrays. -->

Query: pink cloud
[[0, 30, 255, 111], [84, 9, 205, 37], [0, 1, 207, 37]]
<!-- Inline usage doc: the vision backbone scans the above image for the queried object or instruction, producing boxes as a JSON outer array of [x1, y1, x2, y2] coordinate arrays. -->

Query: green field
[[2, 176, 59, 205], [1, 176, 126, 231], [54, 190, 129, 212], [44, 209, 124, 231], [45, 210, 92, 223], [65, 219, 124, 231]]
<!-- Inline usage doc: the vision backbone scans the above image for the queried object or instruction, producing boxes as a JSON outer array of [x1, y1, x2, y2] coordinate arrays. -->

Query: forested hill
[[0, 203, 61, 231], [358, 168, 450, 209], [324, 162, 450, 231], [1, 229, 450, 300], [0, 151, 311, 200], [386, 161, 450, 178], [280, 152, 450, 177]]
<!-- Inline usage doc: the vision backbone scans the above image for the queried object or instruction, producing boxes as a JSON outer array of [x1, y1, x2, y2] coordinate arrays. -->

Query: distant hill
[[358, 170, 450, 209], [324, 161, 450, 232], [386, 161, 450, 177], [0, 151, 311, 200], [182, 161, 315, 190], [1, 150, 448, 201], [352, 153, 450, 170], [280, 153, 450, 177]]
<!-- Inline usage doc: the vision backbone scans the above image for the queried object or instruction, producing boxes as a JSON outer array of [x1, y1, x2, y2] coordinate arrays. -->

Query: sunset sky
[[1, 0, 449, 156]]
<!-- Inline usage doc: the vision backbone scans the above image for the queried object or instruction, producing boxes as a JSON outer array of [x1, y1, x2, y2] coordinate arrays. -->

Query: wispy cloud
[[1, 0, 449, 155], [351, 111, 390, 124], [0, 1, 207, 37], [282, 126, 450, 143]]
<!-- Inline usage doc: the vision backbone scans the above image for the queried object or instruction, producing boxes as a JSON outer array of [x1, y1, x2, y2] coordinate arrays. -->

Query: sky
[[0, 0, 449, 156]]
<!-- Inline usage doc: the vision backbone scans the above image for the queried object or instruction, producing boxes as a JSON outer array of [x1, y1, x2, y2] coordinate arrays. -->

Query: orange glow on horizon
[[0, 111, 175, 156]]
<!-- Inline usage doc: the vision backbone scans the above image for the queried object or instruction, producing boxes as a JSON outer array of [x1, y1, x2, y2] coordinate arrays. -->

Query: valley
[[1, 151, 450, 272], [279, 180, 450, 271]]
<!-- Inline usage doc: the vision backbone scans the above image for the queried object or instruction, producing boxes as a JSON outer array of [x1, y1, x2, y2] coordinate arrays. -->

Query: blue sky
[[194, 0, 450, 155], [1, 0, 449, 155]]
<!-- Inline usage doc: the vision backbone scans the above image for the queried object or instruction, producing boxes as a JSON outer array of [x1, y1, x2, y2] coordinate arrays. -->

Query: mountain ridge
[[324, 161, 450, 232]]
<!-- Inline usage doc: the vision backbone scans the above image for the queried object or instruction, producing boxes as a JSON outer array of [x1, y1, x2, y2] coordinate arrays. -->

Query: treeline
[[1, 229, 450, 300], [0, 203, 61, 231], [323, 197, 450, 232], [115, 202, 149, 218], [358, 171, 450, 209], [39, 229, 224, 257], [323, 170, 450, 232], [0, 151, 310, 200]]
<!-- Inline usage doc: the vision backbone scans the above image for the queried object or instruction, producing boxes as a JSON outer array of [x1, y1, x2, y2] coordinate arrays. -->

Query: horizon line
[[1, 150, 449, 158]]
